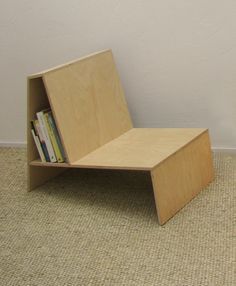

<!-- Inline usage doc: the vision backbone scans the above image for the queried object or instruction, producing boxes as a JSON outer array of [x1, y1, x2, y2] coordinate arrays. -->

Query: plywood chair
[[27, 49, 214, 225]]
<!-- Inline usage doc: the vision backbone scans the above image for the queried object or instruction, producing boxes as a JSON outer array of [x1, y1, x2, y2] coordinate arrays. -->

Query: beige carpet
[[0, 148, 235, 286]]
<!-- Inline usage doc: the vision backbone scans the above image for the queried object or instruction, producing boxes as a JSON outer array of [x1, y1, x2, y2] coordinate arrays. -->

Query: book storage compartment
[[28, 76, 69, 190], [28, 77, 50, 164], [28, 76, 67, 165], [27, 49, 214, 225]]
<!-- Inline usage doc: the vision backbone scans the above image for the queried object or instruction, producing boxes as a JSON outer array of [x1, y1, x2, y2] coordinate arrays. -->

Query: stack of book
[[31, 109, 66, 163]]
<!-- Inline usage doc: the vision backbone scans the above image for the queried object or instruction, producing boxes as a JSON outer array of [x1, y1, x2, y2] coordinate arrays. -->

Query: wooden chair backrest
[[39, 50, 133, 163]]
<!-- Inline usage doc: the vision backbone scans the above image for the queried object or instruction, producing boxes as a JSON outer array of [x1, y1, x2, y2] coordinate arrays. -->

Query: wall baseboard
[[212, 147, 236, 153], [0, 141, 26, 148]]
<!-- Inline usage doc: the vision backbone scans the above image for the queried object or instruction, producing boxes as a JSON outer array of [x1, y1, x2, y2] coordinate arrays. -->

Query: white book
[[36, 110, 57, 162], [31, 129, 46, 162]]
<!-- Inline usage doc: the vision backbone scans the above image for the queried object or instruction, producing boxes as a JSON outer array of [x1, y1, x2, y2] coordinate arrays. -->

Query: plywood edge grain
[[28, 49, 111, 79], [71, 163, 151, 171], [29, 159, 71, 168], [30, 158, 151, 171]]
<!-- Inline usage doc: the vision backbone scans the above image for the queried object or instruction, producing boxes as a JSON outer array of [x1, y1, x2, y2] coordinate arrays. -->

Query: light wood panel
[[72, 128, 208, 170], [151, 130, 214, 225], [28, 165, 67, 191], [27, 77, 68, 191], [43, 50, 133, 163], [30, 159, 71, 168], [27, 50, 214, 224], [29, 50, 110, 79]]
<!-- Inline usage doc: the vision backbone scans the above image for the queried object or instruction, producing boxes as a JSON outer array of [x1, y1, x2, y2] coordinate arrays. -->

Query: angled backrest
[[40, 50, 133, 163]]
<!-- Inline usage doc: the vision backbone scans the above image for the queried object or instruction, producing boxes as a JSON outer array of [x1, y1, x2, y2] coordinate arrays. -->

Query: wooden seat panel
[[72, 128, 207, 170]]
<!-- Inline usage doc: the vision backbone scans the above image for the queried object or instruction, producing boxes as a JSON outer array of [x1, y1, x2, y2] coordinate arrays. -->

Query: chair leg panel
[[151, 131, 214, 225]]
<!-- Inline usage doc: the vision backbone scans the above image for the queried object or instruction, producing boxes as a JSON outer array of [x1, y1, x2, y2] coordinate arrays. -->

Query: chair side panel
[[151, 131, 214, 225]]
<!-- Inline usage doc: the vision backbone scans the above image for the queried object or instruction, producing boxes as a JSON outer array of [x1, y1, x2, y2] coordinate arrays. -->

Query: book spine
[[48, 112, 66, 161], [44, 113, 64, 163], [34, 120, 50, 162], [31, 129, 46, 162], [36, 111, 57, 163]]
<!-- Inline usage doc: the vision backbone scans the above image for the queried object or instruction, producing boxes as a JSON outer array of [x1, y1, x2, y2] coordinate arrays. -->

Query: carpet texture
[[0, 148, 235, 286]]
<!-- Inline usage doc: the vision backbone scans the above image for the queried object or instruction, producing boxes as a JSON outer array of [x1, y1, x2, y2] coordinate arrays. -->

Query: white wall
[[1, 0, 236, 149]]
